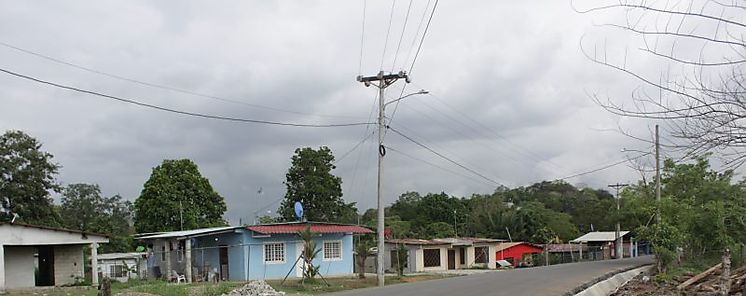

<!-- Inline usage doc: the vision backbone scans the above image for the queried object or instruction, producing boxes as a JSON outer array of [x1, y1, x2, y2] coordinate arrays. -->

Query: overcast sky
[[1, 1, 727, 225]]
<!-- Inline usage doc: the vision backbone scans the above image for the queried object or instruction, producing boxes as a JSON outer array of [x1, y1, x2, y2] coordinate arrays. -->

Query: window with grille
[[109, 265, 126, 277], [323, 241, 342, 261], [474, 247, 489, 264], [264, 243, 285, 263], [423, 249, 441, 267]]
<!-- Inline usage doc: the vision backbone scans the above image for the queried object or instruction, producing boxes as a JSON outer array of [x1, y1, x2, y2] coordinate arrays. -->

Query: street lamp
[[383, 89, 429, 108]]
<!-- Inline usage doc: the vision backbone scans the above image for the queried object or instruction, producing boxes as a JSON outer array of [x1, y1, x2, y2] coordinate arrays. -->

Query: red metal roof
[[246, 223, 373, 235]]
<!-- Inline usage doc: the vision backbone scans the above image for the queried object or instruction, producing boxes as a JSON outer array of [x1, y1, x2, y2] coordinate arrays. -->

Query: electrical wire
[[553, 152, 653, 181], [380, 0, 398, 70], [387, 146, 495, 187], [387, 126, 502, 185], [358, 0, 367, 75], [0, 41, 362, 120], [334, 131, 375, 164], [390, 0, 414, 71], [0, 67, 374, 128], [387, 0, 439, 128]]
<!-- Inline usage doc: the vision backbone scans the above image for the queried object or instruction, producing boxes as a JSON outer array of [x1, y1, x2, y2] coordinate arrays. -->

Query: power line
[[380, 0, 398, 70], [553, 152, 652, 181], [334, 131, 375, 164], [387, 146, 494, 187], [407, 0, 439, 75], [390, 0, 414, 71], [388, 0, 439, 127], [0, 67, 374, 128], [387, 125, 502, 186], [0, 41, 362, 120], [358, 0, 367, 75]]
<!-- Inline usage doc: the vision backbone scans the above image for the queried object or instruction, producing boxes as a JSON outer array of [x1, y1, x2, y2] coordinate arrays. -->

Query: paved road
[[332, 256, 653, 296]]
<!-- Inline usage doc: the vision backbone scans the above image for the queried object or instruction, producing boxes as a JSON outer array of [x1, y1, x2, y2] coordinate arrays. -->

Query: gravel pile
[[222, 281, 286, 296]]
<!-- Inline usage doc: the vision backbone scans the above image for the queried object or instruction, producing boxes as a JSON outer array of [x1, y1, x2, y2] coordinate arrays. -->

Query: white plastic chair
[[171, 270, 186, 284]]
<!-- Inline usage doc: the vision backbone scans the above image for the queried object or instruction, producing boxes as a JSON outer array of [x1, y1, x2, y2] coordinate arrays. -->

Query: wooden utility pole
[[655, 124, 661, 223], [357, 71, 410, 287], [608, 183, 629, 259]]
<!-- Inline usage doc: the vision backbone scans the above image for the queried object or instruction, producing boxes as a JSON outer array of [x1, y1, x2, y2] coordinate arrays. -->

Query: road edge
[[563, 262, 654, 296]]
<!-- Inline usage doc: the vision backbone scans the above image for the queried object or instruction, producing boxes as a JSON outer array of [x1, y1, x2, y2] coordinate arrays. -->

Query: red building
[[495, 242, 544, 267]]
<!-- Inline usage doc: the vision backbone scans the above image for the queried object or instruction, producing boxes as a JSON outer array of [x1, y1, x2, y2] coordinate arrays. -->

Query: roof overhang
[[0, 222, 108, 245]]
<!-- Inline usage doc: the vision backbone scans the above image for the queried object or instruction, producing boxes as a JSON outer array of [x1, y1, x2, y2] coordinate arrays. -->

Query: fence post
[[721, 248, 731, 296]]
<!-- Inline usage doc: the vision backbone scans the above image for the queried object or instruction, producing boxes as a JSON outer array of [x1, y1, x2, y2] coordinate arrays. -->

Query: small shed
[[97, 252, 146, 282], [0, 222, 109, 293], [571, 231, 634, 259], [494, 242, 544, 267]]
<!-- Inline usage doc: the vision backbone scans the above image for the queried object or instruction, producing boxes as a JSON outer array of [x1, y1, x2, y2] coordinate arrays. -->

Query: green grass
[[268, 274, 458, 295], [655, 255, 724, 283], [5, 280, 246, 296]]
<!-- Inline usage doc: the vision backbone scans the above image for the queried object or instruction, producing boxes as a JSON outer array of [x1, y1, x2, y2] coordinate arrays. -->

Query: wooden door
[[447, 250, 456, 270]]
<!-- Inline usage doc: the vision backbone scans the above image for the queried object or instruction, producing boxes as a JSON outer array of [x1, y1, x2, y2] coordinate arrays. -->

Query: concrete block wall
[[53, 245, 84, 286]]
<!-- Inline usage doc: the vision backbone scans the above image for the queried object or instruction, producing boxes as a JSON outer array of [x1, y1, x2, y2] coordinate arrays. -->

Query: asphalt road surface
[[332, 256, 653, 296]]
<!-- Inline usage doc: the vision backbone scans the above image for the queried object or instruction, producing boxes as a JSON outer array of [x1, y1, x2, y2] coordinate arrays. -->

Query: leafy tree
[[425, 222, 456, 239], [278, 147, 357, 223], [257, 215, 279, 224], [134, 159, 227, 233], [354, 237, 374, 279], [0, 130, 61, 226], [60, 183, 134, 252], [394, 244, 408, 276]]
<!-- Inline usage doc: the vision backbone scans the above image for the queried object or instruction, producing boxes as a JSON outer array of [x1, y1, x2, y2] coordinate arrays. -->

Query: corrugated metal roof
[[386, 238, 450, 246], [98, 252, 146, 260], [546, 243, 587, 253], [386, 237, 504, 246], [571, 231, 631, 243], [137, 226, 241, 240], [246, 223, 373, 235]]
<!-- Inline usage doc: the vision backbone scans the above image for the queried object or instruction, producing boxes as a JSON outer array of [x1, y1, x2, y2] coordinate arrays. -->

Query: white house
[[0, 222, 109, 293], [384, 237, 503, 273], [97, 252, 146, 282]]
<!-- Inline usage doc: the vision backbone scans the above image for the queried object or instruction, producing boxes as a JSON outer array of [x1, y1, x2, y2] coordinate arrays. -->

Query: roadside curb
[[564, 263, 654, 296]]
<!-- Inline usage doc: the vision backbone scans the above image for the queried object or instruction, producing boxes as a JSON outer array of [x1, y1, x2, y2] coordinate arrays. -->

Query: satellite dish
[[294, 201, 304, 220]]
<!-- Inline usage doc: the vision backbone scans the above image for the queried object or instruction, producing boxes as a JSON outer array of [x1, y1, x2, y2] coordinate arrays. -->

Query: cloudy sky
[[0, 1, 727, 225]]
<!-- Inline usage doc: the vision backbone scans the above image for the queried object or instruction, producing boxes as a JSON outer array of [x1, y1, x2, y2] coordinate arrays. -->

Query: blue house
[[136, 222, 372, 282]]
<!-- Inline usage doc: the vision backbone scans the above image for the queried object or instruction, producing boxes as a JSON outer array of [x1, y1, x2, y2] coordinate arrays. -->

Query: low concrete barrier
[[573, 265, 652, 296]]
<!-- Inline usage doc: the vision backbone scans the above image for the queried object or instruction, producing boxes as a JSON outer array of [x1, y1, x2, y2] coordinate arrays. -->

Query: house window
[[109, 264, 126, 278], [474, 247, 489, 264], [177, 240, 185, 262], [423, 249, 441, 267], [161, 246, 166, 261], [323, 241, 342, 261], [264, 243, 285, 264], [459, 248, 465, 264]]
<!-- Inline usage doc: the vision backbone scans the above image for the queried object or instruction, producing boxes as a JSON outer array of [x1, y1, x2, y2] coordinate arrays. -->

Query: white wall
[[4, 246, 35, 289], [0, 224, 107, 245]]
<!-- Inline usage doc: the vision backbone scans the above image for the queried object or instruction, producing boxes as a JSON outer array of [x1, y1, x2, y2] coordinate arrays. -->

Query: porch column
[[579, 243, 583, 261], [91, 242, 99, 287], [185, 239, 192, 283], [0, 244, 6, 294], [165, 241, 171, 279]]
